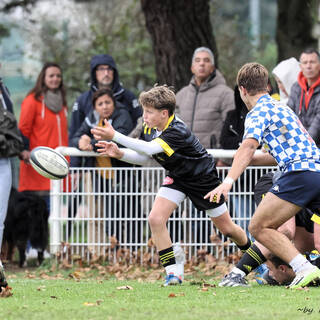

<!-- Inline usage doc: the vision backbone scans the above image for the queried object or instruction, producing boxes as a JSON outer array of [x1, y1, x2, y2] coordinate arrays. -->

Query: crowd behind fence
[[50, 147, 276, 264]]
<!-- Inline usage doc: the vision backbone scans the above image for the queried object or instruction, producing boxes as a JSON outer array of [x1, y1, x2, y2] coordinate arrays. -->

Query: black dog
[[2, 188, 49, 267]]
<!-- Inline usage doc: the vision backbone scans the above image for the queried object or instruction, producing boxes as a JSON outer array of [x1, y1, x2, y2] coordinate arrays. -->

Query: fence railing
[[50, 147, 275, 264]]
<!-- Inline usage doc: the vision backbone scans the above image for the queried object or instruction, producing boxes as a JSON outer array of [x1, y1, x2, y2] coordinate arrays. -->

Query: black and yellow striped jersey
[[140, 114, 216, 180]]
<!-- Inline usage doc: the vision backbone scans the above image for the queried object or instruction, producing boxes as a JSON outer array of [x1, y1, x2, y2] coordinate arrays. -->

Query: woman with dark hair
[[18, 62, 68, 219], [70, 88, 134, 254]]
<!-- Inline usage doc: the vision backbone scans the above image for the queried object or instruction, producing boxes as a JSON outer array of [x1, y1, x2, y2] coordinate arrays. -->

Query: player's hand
[[95, 141, 123, 159], [204, 182, 233, 203], [91, 119, 115, 141]]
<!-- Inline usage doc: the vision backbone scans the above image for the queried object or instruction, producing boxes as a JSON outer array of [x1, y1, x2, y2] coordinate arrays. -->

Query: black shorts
[[160, 174, 225, 212], [254, 171, 315, 233]]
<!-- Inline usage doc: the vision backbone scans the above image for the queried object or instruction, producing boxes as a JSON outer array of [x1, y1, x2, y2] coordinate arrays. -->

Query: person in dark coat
[[70, 88, 135, 251]]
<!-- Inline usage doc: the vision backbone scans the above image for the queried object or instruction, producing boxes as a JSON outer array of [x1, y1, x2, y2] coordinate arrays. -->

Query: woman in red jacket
[[19, 62, 68, 210]]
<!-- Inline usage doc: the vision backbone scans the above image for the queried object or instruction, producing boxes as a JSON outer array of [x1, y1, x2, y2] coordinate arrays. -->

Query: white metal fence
[[50, 147, 275, 263]]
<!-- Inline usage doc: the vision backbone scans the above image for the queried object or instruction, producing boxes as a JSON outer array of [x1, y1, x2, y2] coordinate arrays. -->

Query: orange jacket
[[18, 93, 68, 191]]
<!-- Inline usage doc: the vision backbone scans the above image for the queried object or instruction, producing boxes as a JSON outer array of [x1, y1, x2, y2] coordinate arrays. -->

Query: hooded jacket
[[288, 71, 320, 145], [69, 54, 141, 140], [272, 57, 300, 104], [176, 70, 234, 149], [70, 104, 134, 167]]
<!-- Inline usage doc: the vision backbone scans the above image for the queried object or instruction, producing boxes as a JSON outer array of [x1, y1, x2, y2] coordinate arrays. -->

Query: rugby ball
[[30, 146, 69, 180]]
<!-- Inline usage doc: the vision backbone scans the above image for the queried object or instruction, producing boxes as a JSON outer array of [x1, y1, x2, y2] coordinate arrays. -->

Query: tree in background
[[1, 0, 319, 99], [141, 0, 218, 91], [276, 0, 318, 61]]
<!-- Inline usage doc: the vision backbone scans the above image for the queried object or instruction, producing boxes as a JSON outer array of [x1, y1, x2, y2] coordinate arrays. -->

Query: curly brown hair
[[139, 85, 176, 116]]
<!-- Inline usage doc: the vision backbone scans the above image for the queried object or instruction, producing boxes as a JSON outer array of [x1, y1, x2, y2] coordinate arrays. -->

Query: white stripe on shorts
[[205, 203, 228, 218], [156, 187, 186, 207]]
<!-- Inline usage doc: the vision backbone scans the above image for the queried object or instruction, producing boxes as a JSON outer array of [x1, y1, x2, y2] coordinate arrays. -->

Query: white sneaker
[[289, 266, 320, 289]]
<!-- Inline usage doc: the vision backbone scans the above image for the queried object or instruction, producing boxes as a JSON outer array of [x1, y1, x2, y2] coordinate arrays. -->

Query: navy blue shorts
[[269, 170, 320, 209]]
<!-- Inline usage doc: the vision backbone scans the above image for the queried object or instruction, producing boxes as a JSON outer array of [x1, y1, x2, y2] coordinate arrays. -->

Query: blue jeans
[[0, 158, 12, 248]]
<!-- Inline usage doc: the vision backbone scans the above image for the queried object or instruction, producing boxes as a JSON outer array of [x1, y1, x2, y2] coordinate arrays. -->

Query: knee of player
[[278, 226, 294, 240], [148, 212, 165, 228], [217, 225, 234, 238], [248, 220, 261, 238]]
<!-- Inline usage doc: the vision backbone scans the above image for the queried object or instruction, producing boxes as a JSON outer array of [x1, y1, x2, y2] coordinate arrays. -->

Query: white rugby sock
[[289, 254, 314, 273], [165, 264, 179, 276]]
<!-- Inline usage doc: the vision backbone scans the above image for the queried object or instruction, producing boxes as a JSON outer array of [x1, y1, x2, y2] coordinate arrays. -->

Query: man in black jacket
[[69, 54, 141, 155]]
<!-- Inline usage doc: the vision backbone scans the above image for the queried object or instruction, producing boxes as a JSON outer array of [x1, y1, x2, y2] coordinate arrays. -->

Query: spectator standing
[[176, 47, 234, 246], [272, 57, 300, 104], [288, 48, 320, 145], [18, 62, 68, 222], [0, 70, 24, 291], [176, 47, 234, 149], [70, 88, 133, 254]]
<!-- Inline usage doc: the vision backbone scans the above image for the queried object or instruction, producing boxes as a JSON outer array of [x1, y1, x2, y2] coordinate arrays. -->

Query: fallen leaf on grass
[[116, 285, 133, 290], [69, 271, 85, 280], [0, 286, 13, 298], [37, 286, 46, 291], [50, 296, 58, 299], [168, 293, 176, 298], [83, 302, 96, 307]]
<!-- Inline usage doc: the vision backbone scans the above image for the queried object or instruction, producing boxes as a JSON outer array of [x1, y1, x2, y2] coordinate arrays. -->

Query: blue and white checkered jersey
[[243, 94, 320, 173]]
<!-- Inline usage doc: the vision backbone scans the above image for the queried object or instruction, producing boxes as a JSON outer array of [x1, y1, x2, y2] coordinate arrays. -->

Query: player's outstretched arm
[[96, 141, 152, 166], [96, 141, 123, 159], [204, 138, 259, 203]]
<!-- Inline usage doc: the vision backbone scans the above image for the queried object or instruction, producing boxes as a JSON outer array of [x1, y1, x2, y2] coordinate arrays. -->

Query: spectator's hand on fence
[[91, 120, 115, 141], [78, 134, 93, 151], [204, 181, 232, 203], [96, 141, 123, 159]]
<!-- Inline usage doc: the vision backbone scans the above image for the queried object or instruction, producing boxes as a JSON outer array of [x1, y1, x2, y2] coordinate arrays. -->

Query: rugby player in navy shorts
[[218, 171, 320, 287], [91, 85, 251, 286], [206, 62, 320, 289]]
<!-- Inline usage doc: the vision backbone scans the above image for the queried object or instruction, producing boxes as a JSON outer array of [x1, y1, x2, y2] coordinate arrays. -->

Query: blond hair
[[139, 85, 176, 115], [237, 62, 269, 95]]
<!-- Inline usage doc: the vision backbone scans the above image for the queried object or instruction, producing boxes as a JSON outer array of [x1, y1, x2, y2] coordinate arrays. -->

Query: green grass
[[2, 269, 320, 320]]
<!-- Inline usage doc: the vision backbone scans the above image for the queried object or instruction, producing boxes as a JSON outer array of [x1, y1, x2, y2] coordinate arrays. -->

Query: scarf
[[44, 90, 63, 113]]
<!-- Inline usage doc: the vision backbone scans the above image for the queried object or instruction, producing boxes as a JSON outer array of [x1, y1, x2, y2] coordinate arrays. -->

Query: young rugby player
[[205, 62, 320, 289], [91, 85, 251, 286]]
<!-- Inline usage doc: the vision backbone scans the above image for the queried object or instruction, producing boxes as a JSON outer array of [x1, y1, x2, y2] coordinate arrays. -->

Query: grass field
[[2, 263, 320, 320]]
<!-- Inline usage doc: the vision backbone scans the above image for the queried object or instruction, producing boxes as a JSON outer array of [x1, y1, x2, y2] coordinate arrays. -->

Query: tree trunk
[[276, 0, 318, 61], [141, 0, 217, 91]]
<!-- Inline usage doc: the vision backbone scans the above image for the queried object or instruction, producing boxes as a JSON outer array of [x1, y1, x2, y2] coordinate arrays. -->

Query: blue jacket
[[69, 54, 141, 141], [70, 104, 134, 167]]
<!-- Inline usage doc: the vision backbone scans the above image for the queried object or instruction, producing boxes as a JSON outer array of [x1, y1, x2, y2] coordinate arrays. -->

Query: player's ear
[[279, 265, 286, 273]]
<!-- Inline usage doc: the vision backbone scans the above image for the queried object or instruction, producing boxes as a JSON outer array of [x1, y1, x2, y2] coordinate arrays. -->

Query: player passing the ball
[[205, 62, 320, 289], [91, 85, 251, 286]]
